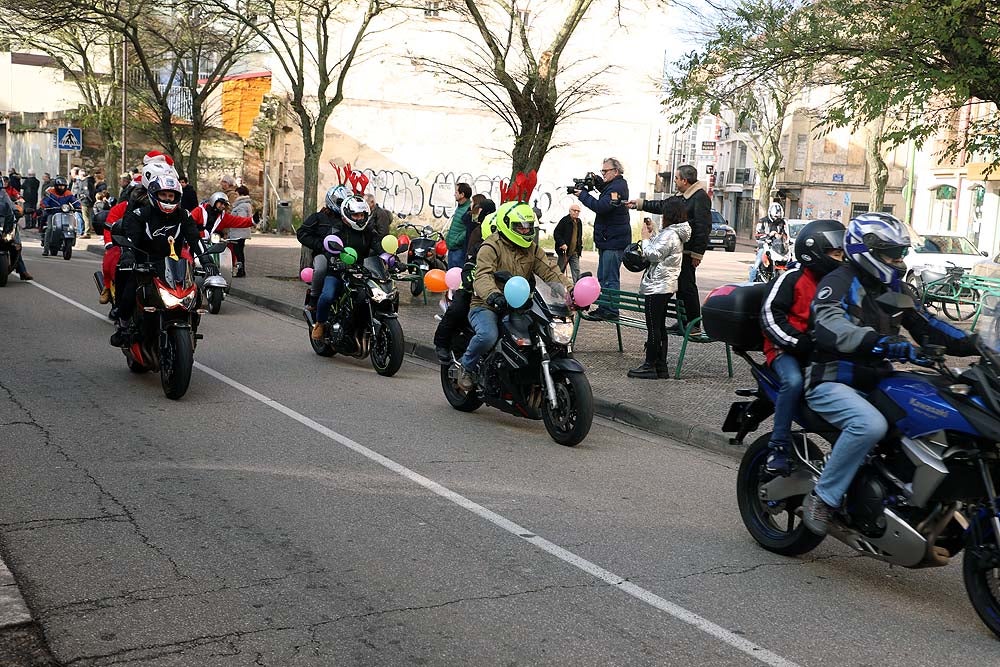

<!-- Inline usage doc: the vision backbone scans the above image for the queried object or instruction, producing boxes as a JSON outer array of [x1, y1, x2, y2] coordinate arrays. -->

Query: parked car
[[904, 232, 991, 284], [708, 211, 736, 252]]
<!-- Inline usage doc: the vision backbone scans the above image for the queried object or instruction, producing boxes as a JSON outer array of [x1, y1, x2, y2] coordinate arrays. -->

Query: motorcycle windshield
[[533, 276, 570, 318], [161, 257, 192, 289], [980, 294, 1000, 354], [363, 255, 389, 280]]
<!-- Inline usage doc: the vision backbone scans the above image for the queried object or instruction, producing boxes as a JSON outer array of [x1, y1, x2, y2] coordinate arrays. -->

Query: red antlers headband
[[332, 162, 370, 195], [499, 170, 537, 203]]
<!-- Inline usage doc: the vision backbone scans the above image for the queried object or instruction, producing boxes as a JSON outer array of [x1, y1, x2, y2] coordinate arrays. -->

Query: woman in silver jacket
[[628, 196, 691, 379], [228, 185, 254, 277]]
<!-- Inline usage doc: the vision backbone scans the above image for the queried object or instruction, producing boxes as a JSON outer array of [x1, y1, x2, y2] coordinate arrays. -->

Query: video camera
[[566, 172, 600, 194]]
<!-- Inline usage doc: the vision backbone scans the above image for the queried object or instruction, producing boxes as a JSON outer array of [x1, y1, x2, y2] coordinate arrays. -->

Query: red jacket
[[103, 201, 129, 246], [190, 204, 252, 239], [761, 266, 820, 365]]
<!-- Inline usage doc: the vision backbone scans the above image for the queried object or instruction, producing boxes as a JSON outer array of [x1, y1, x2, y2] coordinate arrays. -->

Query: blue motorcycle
[[705, 284, 1000, 639]]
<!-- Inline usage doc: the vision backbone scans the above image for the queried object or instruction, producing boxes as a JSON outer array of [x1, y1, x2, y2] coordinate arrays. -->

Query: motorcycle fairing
[[877, 374, 977, 438]]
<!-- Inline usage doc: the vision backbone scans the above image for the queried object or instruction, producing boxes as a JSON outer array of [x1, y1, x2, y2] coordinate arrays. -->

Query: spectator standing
[[179, 176, 199, 212], [71, 169, 94, 237], [40, 172, 53, 196], [8, 168, 21, 192], [445, 182, 472, 269], [94, 169, 107, 195], [553, 203, 584, 282], [20, 169, 40, 228], [117, 172, 132, 202], [219, 173, 238, 202], [228, 185, 254, 277], [364, 193, 393, 238], [575, 157, 630, 319]]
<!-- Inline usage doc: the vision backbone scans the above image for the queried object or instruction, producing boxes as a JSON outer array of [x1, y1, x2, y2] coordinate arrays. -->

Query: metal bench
[[570, 287, 733, 379]]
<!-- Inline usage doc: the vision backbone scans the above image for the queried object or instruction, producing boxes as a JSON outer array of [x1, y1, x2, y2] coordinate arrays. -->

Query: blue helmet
[[324, 185, 351, 214], [845, 213, 910, 286]]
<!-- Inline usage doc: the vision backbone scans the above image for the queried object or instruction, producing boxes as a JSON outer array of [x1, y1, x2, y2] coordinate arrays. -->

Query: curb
[[0, 557, 31, 630], [85, 244, 743, 460]]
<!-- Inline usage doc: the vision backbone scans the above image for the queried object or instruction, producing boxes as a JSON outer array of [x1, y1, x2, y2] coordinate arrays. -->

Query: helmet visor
[[877, 245, 909, 260], [818, 229, 845, 250], [513, 219, 534, 238]]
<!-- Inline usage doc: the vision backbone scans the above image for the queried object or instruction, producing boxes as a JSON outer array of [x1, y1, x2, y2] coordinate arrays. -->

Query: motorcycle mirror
[[876, 291, 914, 314], [205, 242, 228, 254], [578, 271, 593, 279]]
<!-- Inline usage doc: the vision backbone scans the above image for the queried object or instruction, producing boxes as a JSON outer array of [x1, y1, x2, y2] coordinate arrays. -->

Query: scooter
[[399, 223, 446, 296], [41, 204, 78, 260], [194, 233, 230, 314]]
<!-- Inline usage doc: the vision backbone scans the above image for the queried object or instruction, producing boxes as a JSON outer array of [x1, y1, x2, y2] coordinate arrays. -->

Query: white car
[[904, 233, 991, 282]]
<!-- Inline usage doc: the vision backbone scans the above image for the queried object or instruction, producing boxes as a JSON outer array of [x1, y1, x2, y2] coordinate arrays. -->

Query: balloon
[[300, 267, 314, 283], [423, 268, 448, 292], [381, 235, 399, 254], [445, 266, 463, 290], [435, 240, 448, 257], [385, 254, 397, 269], [573, 276, 601, 307], [341, 247, 358, 265], [397, 234, 411, 251], [323, 234, 343, 254], [504, 276, 531, 309], [379, 251, 392, 263]]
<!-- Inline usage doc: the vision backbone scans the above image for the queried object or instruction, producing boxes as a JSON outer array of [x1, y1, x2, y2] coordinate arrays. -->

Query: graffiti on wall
[[356, 165, 578, 223]]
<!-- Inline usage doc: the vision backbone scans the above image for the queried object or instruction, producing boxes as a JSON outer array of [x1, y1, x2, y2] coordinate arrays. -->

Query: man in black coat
[[552, 203, 583, 282], [179, 176, 199, 212], [20, 169, 40, 227]]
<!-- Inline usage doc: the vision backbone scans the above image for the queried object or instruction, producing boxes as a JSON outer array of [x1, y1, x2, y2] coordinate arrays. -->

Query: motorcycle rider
[[190, 191, 253, 244], [301, 194, 383, 341], [759, 219, 845, 474], [110, 173, 216, 347], [801, 213, 978, 535], [0, 186, 31, 280], [749, 202, 788, 281], [297, 185, 351, 314], [40, 176, 81, 256], [457, 201, 573, 390]]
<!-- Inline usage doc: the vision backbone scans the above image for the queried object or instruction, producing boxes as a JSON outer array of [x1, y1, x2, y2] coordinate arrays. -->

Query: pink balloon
[[300, 267, 314, 283], [444, 266, 463, 290], [573, 276, 601, 307]]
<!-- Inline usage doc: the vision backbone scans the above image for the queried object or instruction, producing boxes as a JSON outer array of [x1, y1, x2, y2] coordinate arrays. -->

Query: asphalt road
[[1, 244, 999, 666]]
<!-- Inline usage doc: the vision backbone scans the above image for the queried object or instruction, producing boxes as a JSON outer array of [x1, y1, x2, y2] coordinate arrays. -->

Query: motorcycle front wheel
[[410, 272, 424, 297], [440, 364, 483, 412], [63, 243, 72, 260], [207, 287, 223, 314], [737, 434, 824, 556], [371, 318, 404, 377], [160, 327, 194, 399], [541, 371, 593, 447], [962, 525, 1000, 640]]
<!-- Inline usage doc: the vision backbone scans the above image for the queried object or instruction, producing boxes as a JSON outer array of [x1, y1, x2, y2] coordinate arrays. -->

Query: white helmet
[[142, 160, 178, 189], [147, 174, 183, 214], [207, 191, 229, 208], [342, 195, 371, 231], [768, 201, 785, 220]]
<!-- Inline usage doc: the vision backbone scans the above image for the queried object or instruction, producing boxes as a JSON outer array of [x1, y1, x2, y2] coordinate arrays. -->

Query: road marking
[[26, 280, 800, 667]]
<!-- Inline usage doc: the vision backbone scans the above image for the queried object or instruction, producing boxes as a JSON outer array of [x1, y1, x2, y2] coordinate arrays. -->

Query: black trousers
[[643, 293, 673, 365], [434, 289, 471, 349], [677, 254, 700, 323], [228, 239, 246, 265]]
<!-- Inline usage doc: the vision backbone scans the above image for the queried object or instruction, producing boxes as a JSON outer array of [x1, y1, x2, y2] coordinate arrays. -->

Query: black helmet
[[794, 219, 846, 277], [622, 241, 649, 273], [53, 177, 68, 191]]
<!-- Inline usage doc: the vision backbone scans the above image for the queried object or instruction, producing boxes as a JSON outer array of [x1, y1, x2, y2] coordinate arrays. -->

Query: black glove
[[872, 335, 918, 362], [486, 292, 507, 311]]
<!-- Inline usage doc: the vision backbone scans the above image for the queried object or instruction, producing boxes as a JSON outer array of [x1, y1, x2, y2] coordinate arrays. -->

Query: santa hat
[[143, 150, 174, 167]]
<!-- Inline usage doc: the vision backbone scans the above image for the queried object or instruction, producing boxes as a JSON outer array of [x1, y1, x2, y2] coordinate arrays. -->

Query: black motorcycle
[[398, 223, 446, 296], [304, 255, 405, 377], [440, 279, 594, 446], [0, 212, 23, 286]]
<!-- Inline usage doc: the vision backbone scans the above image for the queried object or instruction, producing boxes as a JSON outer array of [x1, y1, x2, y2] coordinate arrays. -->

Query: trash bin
[[276, 200, 293, 233]]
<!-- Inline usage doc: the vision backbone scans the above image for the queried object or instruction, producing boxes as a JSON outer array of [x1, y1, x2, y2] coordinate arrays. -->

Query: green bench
[[570, 288, 733, 379]]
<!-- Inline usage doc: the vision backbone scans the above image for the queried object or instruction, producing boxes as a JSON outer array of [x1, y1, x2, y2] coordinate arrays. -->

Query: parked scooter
[[41, 204, 78, 260], [398, 223, 446, 296]]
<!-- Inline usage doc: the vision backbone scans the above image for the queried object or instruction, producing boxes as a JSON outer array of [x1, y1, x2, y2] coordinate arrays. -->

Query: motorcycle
[[110, 235, 223, 400], [440, 277, 594, 446], [0, 212, 23, 287], [704, 283, 1000, 639], [303, 254, 405, 377], [751, 232, 790, 283], [195, 233, 230, 314], [398, 223, 446, 296], [41, 204, 78, 260]]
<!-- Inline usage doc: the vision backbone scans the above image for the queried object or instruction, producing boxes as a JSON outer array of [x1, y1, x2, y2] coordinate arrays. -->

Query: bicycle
[[913, 264, 979, 321]]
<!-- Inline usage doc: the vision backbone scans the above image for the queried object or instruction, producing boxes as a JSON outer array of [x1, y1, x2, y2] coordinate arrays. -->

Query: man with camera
[[574, 158, 630, 319]]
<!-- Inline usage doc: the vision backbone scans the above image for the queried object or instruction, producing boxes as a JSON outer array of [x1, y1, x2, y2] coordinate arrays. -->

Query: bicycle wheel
[[941, 286, 980, 321]]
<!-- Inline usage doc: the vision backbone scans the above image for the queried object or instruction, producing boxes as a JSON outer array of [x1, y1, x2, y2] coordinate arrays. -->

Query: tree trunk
[[301, 126, 322, 218], [866, 120, 889, 212]]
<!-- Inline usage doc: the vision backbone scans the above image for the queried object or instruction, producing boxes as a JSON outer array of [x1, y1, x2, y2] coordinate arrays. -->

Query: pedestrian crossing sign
[[57, 127, 82, 151]]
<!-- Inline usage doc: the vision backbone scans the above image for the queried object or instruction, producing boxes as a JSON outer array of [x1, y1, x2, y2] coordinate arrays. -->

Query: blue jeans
[[447, 248, 465, 270], [597, 248, 624, 314], [316, 274, 342, 324], [768, 353, 803, 450], [76, 212, 85, 235], [805, 382, 888, 508], [748, 247, 765, 281], [460, 306, 498, 370]]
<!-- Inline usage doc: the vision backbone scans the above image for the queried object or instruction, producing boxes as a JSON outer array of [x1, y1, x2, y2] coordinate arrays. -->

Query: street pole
[[120, 39, 128, 175], [262, 140, 269, 230]]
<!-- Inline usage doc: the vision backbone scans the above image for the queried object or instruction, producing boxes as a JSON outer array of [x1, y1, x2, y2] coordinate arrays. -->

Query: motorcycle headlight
[[549, 321, 574, 345], [158, 287, 196, 310], [368, 280, 389, 303]]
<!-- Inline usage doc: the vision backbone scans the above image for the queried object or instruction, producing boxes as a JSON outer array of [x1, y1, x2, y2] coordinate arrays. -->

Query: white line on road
[[26, 279, 800, 667]]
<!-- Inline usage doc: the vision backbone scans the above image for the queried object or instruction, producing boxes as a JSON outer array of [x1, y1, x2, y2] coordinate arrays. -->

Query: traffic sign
[[57, 127, 82, 151]]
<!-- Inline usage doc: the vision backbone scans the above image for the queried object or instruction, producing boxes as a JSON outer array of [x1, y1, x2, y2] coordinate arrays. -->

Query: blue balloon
[[503, 276, 531, 309]]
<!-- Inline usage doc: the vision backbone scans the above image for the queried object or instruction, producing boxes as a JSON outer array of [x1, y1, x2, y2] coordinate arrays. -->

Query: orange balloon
[[423, 268, 448, 293]]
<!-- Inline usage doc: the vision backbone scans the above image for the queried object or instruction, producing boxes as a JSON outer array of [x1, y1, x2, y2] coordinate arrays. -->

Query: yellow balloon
[[381, 235, 399, 254]]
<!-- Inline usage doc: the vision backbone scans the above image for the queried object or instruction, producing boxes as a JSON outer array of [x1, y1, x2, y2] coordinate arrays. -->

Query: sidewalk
[[80, 232, 758, 457]]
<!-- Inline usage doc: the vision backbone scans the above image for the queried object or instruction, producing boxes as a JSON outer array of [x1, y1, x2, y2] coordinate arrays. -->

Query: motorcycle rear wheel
[[160, 328, 194, 400], [440, 364, 483, 412], [737, 434, 825, 556], [308, 321, 335, 356], [371, 318, 404, 377], [207, 287, 223, 314], [541, 371, 594, 447], [410, 273, 424, 297], [0, 253, 9, 287], [962, 530, 1000, 640]]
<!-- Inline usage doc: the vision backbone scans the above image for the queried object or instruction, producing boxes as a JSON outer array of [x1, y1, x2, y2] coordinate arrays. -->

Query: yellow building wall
[[220, 76, 271, 139]]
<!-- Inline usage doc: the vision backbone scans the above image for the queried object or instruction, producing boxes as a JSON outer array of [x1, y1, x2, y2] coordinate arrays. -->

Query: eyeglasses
[[600, 168, 616, 174]]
